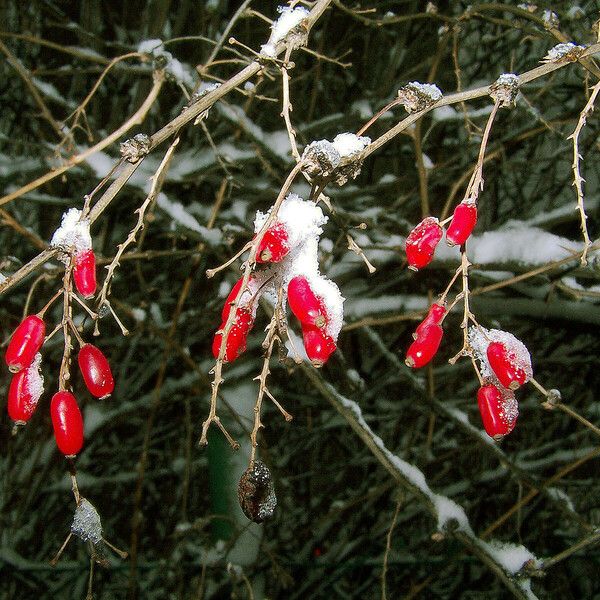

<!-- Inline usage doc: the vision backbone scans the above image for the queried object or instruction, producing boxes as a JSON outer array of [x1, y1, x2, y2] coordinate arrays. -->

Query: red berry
[[50, 391, 84, 456], [446, 203, 477, 247], [78, 344, 114, 399], [256, 222, 290, 263], [405, 324, 443, 368], [477, 384, 518, 440], [302, 324, 336, 367], [486, 342, 528, 390], [415, 303, 446, 337], [405, 217, 443, 270], [5, 315, 46, 373], [287, 276, 327, 329], [221, 276, 258, 323], [8, 366, 43, 423], [73, 249, 97, 299], [212, 310, 254, 363]]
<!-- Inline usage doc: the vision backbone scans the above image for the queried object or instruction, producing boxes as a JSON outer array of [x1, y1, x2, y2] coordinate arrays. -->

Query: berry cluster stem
[[200, 161, 304, 448]]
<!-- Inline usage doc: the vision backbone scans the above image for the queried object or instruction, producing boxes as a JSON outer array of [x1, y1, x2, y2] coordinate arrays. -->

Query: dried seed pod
[[238, 461, 277, 523]]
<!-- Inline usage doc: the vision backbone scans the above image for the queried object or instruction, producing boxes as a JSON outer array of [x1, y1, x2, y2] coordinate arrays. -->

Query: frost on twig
[[542, 42, 586, 64], [260, 6, 310, 58], [541, 10, 559, 30], [489, 74, 519, 108], [120, 133, 151, 163], [397, 82, 443, 113]]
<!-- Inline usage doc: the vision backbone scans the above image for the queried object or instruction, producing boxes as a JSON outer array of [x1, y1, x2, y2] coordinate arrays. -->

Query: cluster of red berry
[[4, 245, 114, 457], [405, 201, 477, 270], [404, 198, 536, 440], [212, 195, 343, 368]]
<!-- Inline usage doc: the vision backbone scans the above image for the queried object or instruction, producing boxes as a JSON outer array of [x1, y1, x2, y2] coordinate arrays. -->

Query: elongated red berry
[[5, 315, 46, 373], [302, 324, 336, 367], [446, 202, 477, 247], [405, 324, 443, 368], [477, 384, 518, 440], [487, 341, 529, 390], [405, 217, 443, 270], [78, 344, 114, 399], [256, 222, 290, 263], [212, 310, 254, 363], [287, 276, 327, 329], [73, 249, 97, 298], [415, 303, 446, 337], [50, 391, 84, 456], [7, 356, 44, 424]]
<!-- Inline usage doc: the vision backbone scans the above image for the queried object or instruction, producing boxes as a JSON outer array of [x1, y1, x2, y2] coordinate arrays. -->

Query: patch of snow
[[260, 6, 310, 57], [545, 42, 584, 61], [255, 193, 327, 250], [332, 133, 370, 158], [25, 354, 44, 408], [483, 540, 538, 574], [50, 208, 92, 253], [157, 193, 221, 245], [333, 386, 472, 532], [407, 81, 442, 101]]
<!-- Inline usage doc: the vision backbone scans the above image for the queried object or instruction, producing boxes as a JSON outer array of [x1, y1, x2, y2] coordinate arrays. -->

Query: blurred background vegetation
[[1, 1, 600, 598]]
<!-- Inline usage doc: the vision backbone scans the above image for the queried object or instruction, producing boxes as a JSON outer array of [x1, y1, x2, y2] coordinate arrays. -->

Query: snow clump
[[397, 82, 443, 113], [50, 208, 92, 253], [260, 6, 310, 57], [544, 42, 585, 62]]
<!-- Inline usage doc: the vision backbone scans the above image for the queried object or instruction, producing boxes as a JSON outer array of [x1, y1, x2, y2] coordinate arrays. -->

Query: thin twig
[[568, 80, 600, 266]]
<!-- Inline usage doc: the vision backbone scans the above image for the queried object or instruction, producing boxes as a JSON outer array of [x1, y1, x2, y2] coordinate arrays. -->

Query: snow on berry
[[405, 217, 443, 270], [254, 194, 327, 255], [477, 384, 518, 440], [487, 342, 530, 390], [468, 327, 533, 387], [7, 353, 44, 423], [71, 498, 103, 544], [260, 6, 310, 57], [256, 222, 290, 263], [5, 315, 46, 373], [50, 208, 92, 254]]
